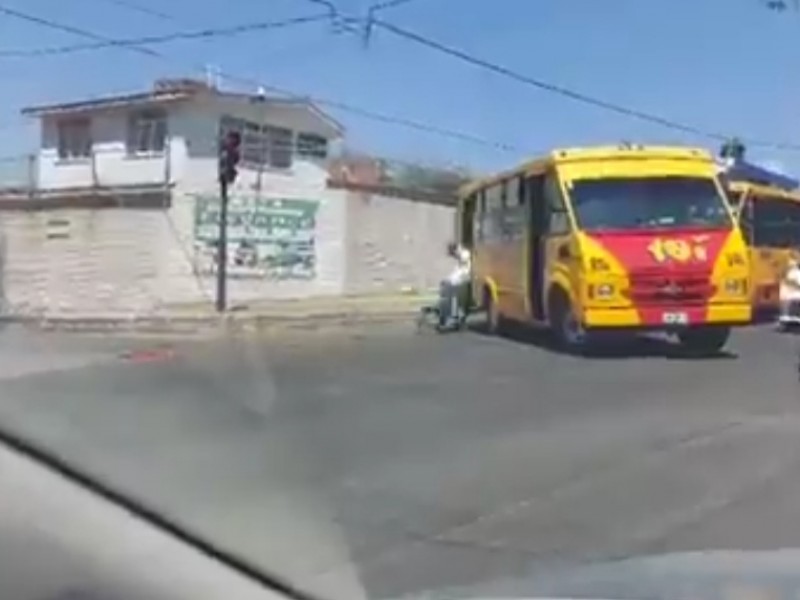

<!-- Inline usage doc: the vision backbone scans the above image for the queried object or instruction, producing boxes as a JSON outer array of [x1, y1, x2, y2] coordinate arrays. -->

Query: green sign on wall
[[193, 196, 320, 281]]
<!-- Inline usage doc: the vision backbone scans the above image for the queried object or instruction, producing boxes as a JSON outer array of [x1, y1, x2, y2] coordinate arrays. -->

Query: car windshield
[[4, 2, 800, 600], [747, 196, 800, 247], [569, 176, 732, 232]]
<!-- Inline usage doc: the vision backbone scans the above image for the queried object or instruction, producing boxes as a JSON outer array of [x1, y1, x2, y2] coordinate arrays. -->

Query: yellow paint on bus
[[725, 181, 800, 316], [458, 144, 751, 352]]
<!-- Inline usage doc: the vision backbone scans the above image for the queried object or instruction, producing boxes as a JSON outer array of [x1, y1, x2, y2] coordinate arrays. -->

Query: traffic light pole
[[216, 129, 240, 313], [215, 175, 229, 313]]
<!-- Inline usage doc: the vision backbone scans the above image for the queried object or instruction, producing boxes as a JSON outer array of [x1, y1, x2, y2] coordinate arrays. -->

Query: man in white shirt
[[439, 242, 472, 327], [778, 254, 800, 330]]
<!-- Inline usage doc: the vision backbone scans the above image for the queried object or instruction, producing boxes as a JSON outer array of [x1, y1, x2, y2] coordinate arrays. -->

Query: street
[[0, 323, 799, 600]]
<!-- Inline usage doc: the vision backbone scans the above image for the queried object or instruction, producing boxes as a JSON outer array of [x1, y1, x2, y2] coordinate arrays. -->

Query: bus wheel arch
[[547, 285, 587, 352]]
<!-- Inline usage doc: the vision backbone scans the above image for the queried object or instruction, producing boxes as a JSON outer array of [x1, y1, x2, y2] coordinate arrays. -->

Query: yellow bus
[[723, 180, 800, 318], [457, 144, 752, 353]]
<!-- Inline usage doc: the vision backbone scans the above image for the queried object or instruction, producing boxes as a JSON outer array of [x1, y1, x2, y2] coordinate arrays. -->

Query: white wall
[[34, 94, 339, 192], [36, 112, 177, 190], [0, 192, 347, 316], [0, 208, 175, 315], [4, 95, 455, 314], [168, 97, 345, 302], [0, 189, 452, 316], [175, 96, 335, 196], [342, 191, 455, 295]]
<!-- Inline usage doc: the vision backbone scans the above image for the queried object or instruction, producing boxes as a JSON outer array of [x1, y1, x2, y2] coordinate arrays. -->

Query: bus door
[[526, 173, 547, 321], [541, 173, 577, 316], [527, 171, 574, 321]]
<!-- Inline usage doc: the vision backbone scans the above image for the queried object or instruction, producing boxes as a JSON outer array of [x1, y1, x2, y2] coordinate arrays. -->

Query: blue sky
[[1, 0, 799, 176]]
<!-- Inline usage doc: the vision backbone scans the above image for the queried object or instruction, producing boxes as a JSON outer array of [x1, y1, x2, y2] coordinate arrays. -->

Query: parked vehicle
[[719, 160, 800, 320]]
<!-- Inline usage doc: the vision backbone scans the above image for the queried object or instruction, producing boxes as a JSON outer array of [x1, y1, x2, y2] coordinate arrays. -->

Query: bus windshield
[[749, 196, 800, 248], [569, 176, 732, 232]]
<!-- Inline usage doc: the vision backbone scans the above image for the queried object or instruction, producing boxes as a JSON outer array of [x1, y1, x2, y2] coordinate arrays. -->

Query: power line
[[368, 0, 422, 13], [363, 0, 425, 45], [371, 18, 800, 152], [0, 4, 159, 58], [87, 0, 175, 21], [0, 4, 517, 152], [0, 14, 330, 57], [300, 0, 361, 33], [372, 19, 725, 139]]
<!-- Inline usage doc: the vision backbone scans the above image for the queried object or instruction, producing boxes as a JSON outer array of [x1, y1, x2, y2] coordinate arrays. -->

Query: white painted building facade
[[0, 79, 455, 316]]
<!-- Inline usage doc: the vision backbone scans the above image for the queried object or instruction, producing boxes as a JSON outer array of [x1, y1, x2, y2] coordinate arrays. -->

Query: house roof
[[21, 78, 344, 134]]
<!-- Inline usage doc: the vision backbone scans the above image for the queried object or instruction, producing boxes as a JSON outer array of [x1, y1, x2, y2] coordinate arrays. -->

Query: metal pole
[[216, 176, 229, 312]]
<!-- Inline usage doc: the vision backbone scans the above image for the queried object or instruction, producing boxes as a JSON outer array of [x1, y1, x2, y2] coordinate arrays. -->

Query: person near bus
[[439, 242, 471, 327], [778, 254, 800, 330]]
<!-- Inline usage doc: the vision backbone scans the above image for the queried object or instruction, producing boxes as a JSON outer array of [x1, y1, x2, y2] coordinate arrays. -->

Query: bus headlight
[[589, 283, 615, 299], [724, 278, 748, 295]]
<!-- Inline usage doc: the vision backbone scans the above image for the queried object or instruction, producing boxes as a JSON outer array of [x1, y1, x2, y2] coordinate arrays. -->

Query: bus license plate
[[662, 311, 688, 325]]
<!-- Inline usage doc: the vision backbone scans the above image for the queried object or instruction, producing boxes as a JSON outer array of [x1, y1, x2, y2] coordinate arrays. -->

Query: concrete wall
[[0, 188, 453, 316], [0, 208, 177, 315], [342, 190, 455, 295]]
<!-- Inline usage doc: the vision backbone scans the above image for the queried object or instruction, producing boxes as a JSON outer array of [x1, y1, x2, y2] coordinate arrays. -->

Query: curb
[[0, 307, 423, 336]]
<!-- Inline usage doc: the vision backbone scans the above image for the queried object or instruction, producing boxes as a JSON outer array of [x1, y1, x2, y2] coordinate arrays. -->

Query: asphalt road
[[0, 323, 799, 600]]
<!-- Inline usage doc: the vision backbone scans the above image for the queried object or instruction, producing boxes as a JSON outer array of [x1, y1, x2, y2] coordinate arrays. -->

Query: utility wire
[[0, 14, 330, 57], [372, 19, 725, 140], [87, 0, 175, 21], [300, 0, 361, 33], [0, 3, 517, 152], [371, 18, 800, 152], [368, 0, 422, 13], [0, 5, 159, 58], [4, 2, 796, 153], [309, 2, 798, 151], [363, 0, 424, 45]]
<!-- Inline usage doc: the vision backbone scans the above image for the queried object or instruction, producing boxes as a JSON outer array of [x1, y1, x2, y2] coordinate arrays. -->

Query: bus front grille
[[627, 273, 714, 306]]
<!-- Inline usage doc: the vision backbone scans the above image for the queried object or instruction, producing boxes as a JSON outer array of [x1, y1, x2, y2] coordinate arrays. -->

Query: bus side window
[[474, 190, 486, 243], [544, 174, 571, 235], [527, 174, 546, 235], [517, 176, 527, 207], [483, 183, 505, 242]]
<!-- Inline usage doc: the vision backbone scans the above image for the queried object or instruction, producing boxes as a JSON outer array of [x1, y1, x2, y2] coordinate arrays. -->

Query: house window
[[127, 110, 166, 155], [297, 133, 328, 159], [242, 121, 265, 165], [219, 116, 293, 169], [265, 125, 292, 169], [57, 119, 91, 160]]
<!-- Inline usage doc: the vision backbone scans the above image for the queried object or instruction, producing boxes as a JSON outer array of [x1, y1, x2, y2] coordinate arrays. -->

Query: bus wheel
[[676, 326, 731, 355], [550, 293, 588, 353]]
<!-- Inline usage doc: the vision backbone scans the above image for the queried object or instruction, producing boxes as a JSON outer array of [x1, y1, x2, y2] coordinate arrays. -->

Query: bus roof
[[458, 144, 714, 198], [718, 159, 799, 191], [727, 180, 800, 202]]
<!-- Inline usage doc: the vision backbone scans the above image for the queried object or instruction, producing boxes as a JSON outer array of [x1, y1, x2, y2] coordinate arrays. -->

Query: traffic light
[[219, 130, 241, 184]]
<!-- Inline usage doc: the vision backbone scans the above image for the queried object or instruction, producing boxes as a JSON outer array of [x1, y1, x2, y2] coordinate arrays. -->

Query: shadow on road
[[468, 322, 738, 361]]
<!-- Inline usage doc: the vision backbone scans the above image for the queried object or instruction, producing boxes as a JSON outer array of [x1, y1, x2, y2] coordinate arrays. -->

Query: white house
[[22, 77, 343, 196], [0, 78, 455, 316]]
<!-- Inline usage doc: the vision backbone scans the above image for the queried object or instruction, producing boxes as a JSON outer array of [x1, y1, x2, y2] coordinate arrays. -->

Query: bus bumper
[[582, 304, 751, 330]]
